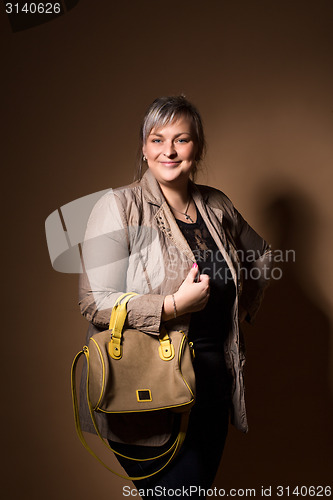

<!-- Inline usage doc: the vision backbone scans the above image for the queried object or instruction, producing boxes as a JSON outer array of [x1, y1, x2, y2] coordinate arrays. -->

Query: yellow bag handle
[[108, 293, 174, 361], [108, 292, 138, 359]]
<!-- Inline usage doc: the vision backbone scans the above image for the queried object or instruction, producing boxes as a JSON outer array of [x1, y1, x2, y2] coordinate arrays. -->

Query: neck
[[158, 181, 191, 210]]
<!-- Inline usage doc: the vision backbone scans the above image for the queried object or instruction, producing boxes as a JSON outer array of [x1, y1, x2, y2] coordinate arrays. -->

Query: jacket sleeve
[[78, 190, 164, 335], [231, 207, 272, 323]]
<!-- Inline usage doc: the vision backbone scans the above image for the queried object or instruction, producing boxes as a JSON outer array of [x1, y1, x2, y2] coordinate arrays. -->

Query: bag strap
[[109, 293, 174, 361], [109, 292, 138, 331], [108, 292, 138, 359], [71, 348, 189, 480]]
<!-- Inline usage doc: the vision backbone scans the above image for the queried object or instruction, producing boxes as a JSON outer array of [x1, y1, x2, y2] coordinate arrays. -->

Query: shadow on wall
[[216, 186, 333, 491]]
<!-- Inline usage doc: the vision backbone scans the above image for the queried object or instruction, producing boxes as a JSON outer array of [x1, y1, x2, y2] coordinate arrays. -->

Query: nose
[[163, 141, 177, 158]]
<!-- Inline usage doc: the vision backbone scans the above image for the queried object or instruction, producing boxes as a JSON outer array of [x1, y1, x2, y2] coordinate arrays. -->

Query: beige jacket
[[78, 168, 271, 444]]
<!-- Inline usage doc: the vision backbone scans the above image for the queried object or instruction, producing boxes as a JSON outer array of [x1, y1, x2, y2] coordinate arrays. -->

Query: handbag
[[71, 292, 196, 480]]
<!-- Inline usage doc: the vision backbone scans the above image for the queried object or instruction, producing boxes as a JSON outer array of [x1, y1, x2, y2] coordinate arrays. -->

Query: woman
[[79, 96, 271, 496]]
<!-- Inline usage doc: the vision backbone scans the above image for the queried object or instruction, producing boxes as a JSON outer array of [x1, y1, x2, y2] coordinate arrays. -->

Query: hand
[[174, 263, 210, 315]]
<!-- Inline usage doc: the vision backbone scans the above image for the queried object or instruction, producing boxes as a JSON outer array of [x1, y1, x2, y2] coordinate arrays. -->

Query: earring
[[143, 155, 147, 162]]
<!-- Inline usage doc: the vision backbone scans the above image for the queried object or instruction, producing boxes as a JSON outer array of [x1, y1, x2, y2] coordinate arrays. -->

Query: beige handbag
[[71, 292, 196, 480]]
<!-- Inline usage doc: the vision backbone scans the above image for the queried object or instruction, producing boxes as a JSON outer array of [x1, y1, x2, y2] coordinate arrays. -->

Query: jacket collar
[[139, 168, 226, 264], [140, 167, 209, 207]]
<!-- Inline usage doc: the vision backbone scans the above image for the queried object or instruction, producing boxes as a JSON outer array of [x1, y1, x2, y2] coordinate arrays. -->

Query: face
[[142, 115, 198, 189]]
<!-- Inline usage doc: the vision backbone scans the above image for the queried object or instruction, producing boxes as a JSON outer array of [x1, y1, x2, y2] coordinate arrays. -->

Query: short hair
[[135, 95, 206, 181]]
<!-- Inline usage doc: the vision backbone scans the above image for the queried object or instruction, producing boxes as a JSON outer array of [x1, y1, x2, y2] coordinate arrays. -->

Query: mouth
[[160, 161, 181, 167]]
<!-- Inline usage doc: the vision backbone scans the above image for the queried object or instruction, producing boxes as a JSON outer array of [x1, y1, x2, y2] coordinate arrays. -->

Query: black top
[[175, 205, 236, 345]]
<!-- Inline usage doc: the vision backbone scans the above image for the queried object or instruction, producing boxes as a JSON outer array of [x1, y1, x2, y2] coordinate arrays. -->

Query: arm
[[78, 190, 165, 334], [232, 207, 272, 323]]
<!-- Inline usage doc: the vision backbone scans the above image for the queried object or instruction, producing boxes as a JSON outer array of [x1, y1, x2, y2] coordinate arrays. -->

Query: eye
[[177, 138, 189, 143], [151, 139, 162, 143]]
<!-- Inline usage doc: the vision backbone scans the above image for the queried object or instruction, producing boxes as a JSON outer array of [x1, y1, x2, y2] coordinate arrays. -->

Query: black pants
[[109, 340, 231, 499]]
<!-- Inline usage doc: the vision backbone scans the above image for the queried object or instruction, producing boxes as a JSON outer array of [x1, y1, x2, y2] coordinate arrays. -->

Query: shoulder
[[193, 182, 236, 218], [113, 179, 142, 204], [91, 179, 143, 215], [84, 180, 142, 233]]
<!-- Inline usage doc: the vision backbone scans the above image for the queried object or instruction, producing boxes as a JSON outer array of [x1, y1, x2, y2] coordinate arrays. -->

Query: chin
[[161, 173, 184, 183]]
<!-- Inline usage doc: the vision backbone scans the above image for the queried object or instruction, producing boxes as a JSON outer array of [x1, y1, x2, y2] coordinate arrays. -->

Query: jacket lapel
[[154, 202, 196, 262], [189, 181, 228, 250], [140, 168, 235, 275], [140, 169, 196, 262], [191, 185, 238, 287]]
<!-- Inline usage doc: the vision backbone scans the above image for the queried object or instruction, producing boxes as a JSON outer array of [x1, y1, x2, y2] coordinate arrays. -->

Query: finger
[[199, 274, 210, 285], [187, 263, 199, 281]]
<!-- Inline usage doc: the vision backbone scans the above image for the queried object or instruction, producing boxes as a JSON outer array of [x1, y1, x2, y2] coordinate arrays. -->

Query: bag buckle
[[109, 335, 122, 359], [188, 341, 195, 360], [158, 337, 175, 361]]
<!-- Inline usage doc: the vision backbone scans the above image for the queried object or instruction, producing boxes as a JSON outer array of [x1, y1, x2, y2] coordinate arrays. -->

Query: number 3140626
[[5, 3, 61, 14]]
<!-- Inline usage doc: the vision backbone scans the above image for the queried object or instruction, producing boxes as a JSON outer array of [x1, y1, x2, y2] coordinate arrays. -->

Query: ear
[[142, 145, 147, 157]]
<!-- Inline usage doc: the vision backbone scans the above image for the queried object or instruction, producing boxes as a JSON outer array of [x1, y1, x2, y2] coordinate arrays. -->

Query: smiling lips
[[160, 161, 182, 167]]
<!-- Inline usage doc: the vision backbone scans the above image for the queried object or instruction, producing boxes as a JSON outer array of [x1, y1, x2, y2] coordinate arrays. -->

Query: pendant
[[185, 214, 194, 223]]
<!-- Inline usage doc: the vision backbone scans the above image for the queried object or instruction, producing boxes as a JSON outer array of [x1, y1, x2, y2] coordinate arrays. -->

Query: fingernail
[[192, 263, 198, 268]]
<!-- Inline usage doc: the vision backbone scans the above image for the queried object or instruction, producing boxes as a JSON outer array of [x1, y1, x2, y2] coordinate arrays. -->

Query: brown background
[[1, 1, 332, 498]]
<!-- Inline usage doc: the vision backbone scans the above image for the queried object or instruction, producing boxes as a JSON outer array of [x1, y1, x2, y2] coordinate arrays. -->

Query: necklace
[[169, 198, 195, 223]]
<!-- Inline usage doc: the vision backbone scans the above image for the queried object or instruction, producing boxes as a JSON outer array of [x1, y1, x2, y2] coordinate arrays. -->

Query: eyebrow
[[150, 132, 191, 137]]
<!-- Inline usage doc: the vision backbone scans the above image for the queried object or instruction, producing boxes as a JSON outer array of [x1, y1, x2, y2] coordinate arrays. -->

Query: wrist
[[162, 295, 174, 321], [171, 294, 177, 318], [173, 291, 187, 316]]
